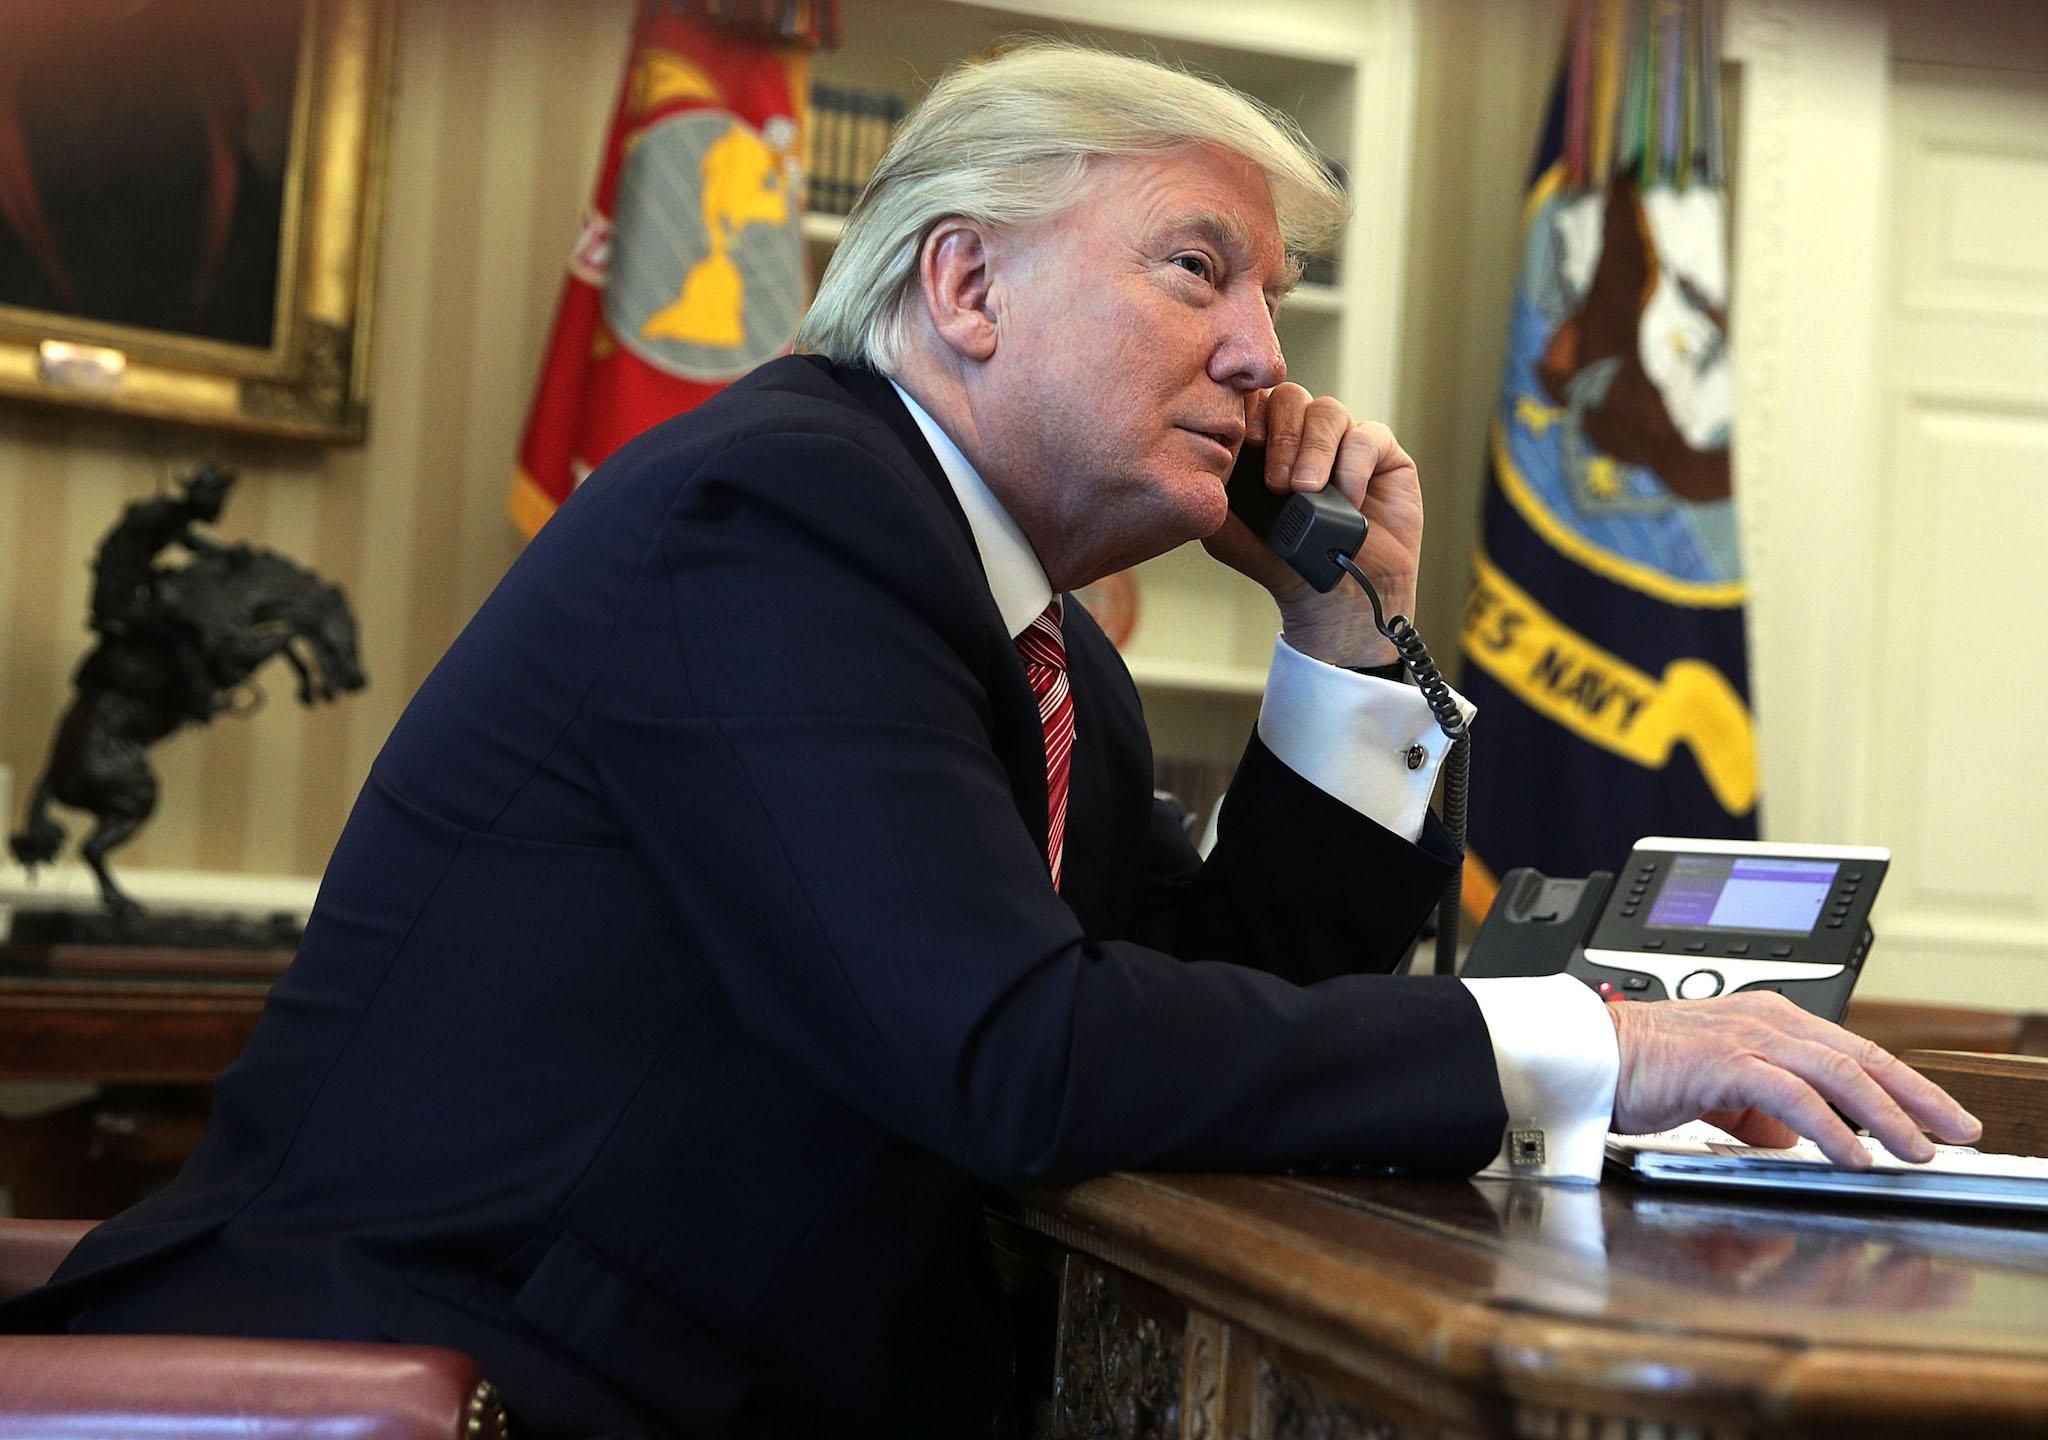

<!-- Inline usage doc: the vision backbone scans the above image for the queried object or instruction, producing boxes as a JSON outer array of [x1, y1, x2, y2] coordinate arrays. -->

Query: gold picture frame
[[0, 0, 394, 443]]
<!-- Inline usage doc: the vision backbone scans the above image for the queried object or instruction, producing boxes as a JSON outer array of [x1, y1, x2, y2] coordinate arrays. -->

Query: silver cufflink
[[1509, 1129, 1547, 1168]]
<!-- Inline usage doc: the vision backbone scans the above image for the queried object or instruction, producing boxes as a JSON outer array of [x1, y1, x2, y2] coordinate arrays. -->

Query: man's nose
[[1210, 296, 1285, 391]]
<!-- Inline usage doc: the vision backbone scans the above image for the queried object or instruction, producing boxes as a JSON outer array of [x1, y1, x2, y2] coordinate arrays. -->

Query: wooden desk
[[1845, 999, 2048, 1061], [0, 943, 290, 1216], [10, 951, 2048, 1433], [996, 1165, 2048, 1438], [0, 943, 289, 1086]]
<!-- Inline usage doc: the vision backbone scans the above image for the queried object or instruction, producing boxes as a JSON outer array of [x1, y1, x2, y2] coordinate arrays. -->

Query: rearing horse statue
[[9, 467, 365, 921]]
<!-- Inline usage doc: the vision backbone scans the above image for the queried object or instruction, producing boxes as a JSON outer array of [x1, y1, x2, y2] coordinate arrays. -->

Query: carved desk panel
[[995, 1168, 2048, 1439]]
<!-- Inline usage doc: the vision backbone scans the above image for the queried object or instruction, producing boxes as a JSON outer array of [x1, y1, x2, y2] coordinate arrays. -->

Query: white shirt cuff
[[1461, 975, 1619, 1183], [1255, 634, 1477, 843]]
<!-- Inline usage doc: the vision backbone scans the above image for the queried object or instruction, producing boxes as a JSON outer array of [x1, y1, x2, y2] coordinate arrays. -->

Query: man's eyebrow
[[1163, 212, 1299, 303], [1175, 211, 1253, 257]]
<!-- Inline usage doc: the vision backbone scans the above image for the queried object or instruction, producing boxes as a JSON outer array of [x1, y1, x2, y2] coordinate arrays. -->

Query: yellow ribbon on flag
[[1462, 548, 1757, 817]]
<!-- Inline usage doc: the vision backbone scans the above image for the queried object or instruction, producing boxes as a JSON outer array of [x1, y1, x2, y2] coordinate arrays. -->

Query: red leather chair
[[0, 1218, 507, 1440]]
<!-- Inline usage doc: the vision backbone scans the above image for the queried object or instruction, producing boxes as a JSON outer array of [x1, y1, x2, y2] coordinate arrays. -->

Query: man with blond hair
[[7, 42, 1974, 1440]]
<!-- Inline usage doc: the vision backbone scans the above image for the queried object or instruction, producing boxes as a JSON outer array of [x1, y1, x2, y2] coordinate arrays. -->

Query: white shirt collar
[[888, 378, 1053, 637]]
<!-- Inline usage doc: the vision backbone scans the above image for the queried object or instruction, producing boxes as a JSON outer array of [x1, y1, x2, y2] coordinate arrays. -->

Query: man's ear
[[918, 219, 1000, 363]]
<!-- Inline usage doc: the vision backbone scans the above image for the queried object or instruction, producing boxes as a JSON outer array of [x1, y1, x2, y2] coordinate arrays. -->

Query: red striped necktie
[[1014, 601, 1074, 889]]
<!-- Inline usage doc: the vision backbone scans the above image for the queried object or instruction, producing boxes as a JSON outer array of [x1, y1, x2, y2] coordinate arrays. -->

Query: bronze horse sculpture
[[10, 467, 365, 920]]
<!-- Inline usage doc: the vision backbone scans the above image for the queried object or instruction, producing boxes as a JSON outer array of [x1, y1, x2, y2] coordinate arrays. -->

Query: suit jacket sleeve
[[1047, 581, 1461, 985], [583, 424, 1505, 1187], [1098, 706, 1461, 983]]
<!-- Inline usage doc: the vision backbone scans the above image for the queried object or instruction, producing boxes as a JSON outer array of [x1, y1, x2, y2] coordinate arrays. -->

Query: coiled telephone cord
[[1332, 552, 1470, 976]]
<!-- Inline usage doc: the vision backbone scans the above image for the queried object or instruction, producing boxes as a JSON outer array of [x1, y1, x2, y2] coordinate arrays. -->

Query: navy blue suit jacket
[[4, 358, 1507, 1437]]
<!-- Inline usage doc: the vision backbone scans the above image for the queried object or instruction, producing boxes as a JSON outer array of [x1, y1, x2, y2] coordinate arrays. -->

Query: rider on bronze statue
[[7, 463, 365, 944], [89, 462, 237, 719]]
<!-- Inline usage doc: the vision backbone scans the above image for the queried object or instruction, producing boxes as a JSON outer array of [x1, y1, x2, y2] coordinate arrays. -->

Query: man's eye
[[1171, 254, 1212, 281]]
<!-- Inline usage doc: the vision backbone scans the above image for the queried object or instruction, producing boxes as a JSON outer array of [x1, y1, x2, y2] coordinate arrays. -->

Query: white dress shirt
[[889, 380, 1618, 1182]]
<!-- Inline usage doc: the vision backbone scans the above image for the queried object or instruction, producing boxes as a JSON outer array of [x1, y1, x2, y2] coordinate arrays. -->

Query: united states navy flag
[[1461, 0, 1756, 917]]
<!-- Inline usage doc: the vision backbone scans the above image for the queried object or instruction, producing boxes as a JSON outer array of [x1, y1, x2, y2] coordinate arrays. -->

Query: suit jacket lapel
[[812, 358, 1056, 871]]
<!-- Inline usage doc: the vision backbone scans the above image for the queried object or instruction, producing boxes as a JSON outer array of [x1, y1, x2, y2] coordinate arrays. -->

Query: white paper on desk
[[1606, 1121, 2048, 1211]]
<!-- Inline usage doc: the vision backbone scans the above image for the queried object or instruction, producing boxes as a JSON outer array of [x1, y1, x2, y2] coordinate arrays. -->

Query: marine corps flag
[[512, 1, 837, 538], [1462, 0, 1756, 915]]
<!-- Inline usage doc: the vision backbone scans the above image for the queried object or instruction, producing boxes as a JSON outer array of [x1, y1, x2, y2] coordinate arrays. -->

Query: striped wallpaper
[[0, 0, 1570, 896], [0, 0, 636, 882]]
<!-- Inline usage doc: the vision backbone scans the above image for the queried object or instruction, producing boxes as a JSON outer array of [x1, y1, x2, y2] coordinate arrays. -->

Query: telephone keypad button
[[1770, 943, 1794, 958], [1683, 939, 1709, 953], [1724, 942, 1751, 956]]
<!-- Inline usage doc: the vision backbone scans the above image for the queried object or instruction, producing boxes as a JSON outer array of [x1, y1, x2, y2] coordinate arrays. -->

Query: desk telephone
[[1458, 839, 1885, 1022], [1225, 448, 1881, 1019]]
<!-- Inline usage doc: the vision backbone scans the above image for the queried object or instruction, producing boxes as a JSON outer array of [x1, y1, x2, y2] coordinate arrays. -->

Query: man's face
[[972, 145, 1291, 589]]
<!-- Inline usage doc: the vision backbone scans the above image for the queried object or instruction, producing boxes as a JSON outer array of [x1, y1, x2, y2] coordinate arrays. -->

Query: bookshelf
[[804, 0, 1420, 774]]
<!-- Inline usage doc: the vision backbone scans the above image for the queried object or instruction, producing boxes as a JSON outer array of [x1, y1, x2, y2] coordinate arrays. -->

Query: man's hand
[[1202, 383, 1423, 668], [1608, 992, 1982, 1167]]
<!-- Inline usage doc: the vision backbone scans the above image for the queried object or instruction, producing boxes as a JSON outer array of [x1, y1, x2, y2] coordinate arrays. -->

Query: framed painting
[[0, 0, 395, 442]]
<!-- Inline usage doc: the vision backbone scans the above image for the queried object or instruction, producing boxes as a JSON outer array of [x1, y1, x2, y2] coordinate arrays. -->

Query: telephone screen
[[1645, 854, 1840, 935]]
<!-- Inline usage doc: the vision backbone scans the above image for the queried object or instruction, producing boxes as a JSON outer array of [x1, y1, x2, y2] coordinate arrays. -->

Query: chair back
[[0, 1218, 95, 1302]]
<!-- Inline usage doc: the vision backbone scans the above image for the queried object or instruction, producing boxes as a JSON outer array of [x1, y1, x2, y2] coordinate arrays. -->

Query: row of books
[[800, 81, 1343, 286], [803, 83, 907, 216]]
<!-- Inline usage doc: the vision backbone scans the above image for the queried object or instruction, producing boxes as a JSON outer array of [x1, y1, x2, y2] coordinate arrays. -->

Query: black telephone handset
[[1223, 444, 1471, 975], [1224, 446, 1367, 592]]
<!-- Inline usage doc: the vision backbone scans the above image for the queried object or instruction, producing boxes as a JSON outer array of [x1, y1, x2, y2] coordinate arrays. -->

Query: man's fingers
[[1723, 1056, 1871, 1168], [1257, 386, 1356, 495], [1258, 383, 1309, 487], [1364, 427, 1416, 491], [1745, 999, 1979, 1151], [1283, 397, 1352, 494], [1764, 1037, 1936, 1163], [1328, 421, 1418, 515], [1852, 1037, 1982, 1144], [1706, 1106, 1800, 1150], [1614, 992, 1984, 1171], [1245, 387, 1271, 446]]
